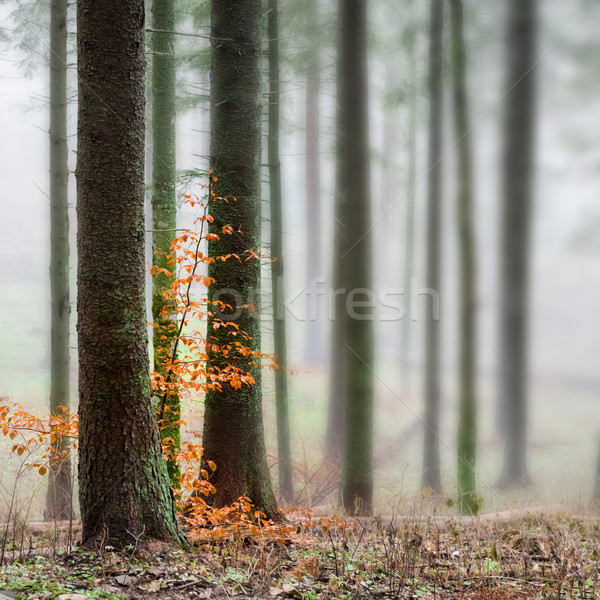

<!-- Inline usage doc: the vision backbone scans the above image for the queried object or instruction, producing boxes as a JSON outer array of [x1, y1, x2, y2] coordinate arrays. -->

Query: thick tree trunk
[[497, 0, 537, 489], [422, 0, 444, 495], [151, 0, 180, 487], [47, 0, 72, 522], [339, 0, 374, 517], [450, 0, 478, 515], [268, 0, 293, 503], [202, 0, 277, 518], [77, 0, 186, 547]]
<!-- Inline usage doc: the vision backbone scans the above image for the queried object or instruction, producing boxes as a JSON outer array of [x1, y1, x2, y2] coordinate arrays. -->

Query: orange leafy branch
[[0, 400, 78, 475]]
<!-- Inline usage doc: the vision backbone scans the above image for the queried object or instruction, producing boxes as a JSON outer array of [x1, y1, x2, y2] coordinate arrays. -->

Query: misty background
[[1, 0, 600, 515]]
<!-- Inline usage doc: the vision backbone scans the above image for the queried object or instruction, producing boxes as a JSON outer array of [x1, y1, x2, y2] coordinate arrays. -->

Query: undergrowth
[[1, 511, 600, 599]]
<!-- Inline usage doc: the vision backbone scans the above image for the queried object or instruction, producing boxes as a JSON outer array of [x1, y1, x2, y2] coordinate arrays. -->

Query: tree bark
[[593, 438, 600, 502], [422, 0, 444, 495], [268, 0, 293, 503], [47, 0, 72, 522], [77, 0, 186, 547], [151, 0, 180, 487], [450, 0, 478, 515], [339, 0, 374, 517], [326, 145, 347, 459], [400, 16, 418, 389], [303, 0, 323, 366], [325, 0, 349, 462], [202, 0, 278, 518], [497, 0, 537, 489]]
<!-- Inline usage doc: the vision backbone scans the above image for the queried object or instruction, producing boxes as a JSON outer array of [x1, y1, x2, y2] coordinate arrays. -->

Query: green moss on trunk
[[267, 0, 293, 503], [47, 0, 72, 522], [77, 0, 186, 548], [338, 0, 374, 517], [151, 0, 180, 487], [201, 0, 278, 519]]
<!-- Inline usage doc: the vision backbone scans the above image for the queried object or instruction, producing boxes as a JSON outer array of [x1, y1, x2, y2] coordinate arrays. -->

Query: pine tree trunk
[[400, 20, 418, 389], [450, 0, 478, 515], [326, 163, 347, 459], [379, 65, 396, 227], [151, 0, 180, 486], [339, 0, 374, 517], [77, 0, 186, 547], [268, 0, 293, 503], [422, 0, 444, 495], [303, 0, 323, 366], [202, 0, 278, 518], [325, 0, 349, 462], [497, 0, 537, 489], [47, 0, 72, 522], [593, 438, 600, 502]]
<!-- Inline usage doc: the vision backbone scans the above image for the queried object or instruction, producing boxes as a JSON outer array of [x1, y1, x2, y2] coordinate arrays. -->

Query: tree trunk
[[47, 0, 72, 522], [151, 0, 180, 487], [400, 18, 418, 389], [339, 0, 374, 517], [202, 0, 278, 518], [422, 0, 444, 495], [325, 0, 349, 462], [303, 0, 323, 366], [77, 0, 186, 547], [325, 155, 347, 460], [450, 0, 478, 515], [593, 438, 600, 502], [497, 0, 537, 489], [268, 0, 293, 503]]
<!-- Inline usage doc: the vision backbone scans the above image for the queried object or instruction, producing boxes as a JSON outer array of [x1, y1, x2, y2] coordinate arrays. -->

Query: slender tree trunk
[[47, 0, 72, 522], [593, 438, 600, 502], [325, 164, 347, 459], [77, 0, 186, 547], [379, 65, 396, 226], [450, 0, 478, 515], [401, 23, 418, 388], [325, 0, 349, 462], [339, 0, 374, 517], [303, 0, 323, 366], [268, 0, 293, 503], [151, 0, 180, 487], [497, 0, 537, 489], [422, 0, 444, 495], [202, 0, 278, 518]]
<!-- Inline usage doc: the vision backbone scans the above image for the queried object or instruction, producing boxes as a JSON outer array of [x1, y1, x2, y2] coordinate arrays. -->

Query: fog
[[1, 0, 600, 517]]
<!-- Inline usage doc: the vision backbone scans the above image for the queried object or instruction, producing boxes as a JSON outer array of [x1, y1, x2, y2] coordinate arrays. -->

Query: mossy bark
[[450, 0, 478, 516], [76, 0, 186, 547], [47, 0, 72, 522], [151, 0, 180, 487], [497, 0, 537, 489], [338, 0, 374, 517], [267, 0, 293, 503], [202, 0, 277, 519], [422, 0, 444, 495]]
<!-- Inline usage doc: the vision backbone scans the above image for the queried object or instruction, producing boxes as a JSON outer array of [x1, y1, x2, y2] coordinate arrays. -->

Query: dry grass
[[1, 506, 599, 599]]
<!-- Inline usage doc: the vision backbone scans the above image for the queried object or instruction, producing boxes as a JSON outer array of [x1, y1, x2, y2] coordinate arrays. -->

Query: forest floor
[[1, 506, 599, 599]]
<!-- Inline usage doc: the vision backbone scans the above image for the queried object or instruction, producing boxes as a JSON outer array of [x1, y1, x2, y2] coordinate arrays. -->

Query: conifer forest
[[1, 0, 600, 598]]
